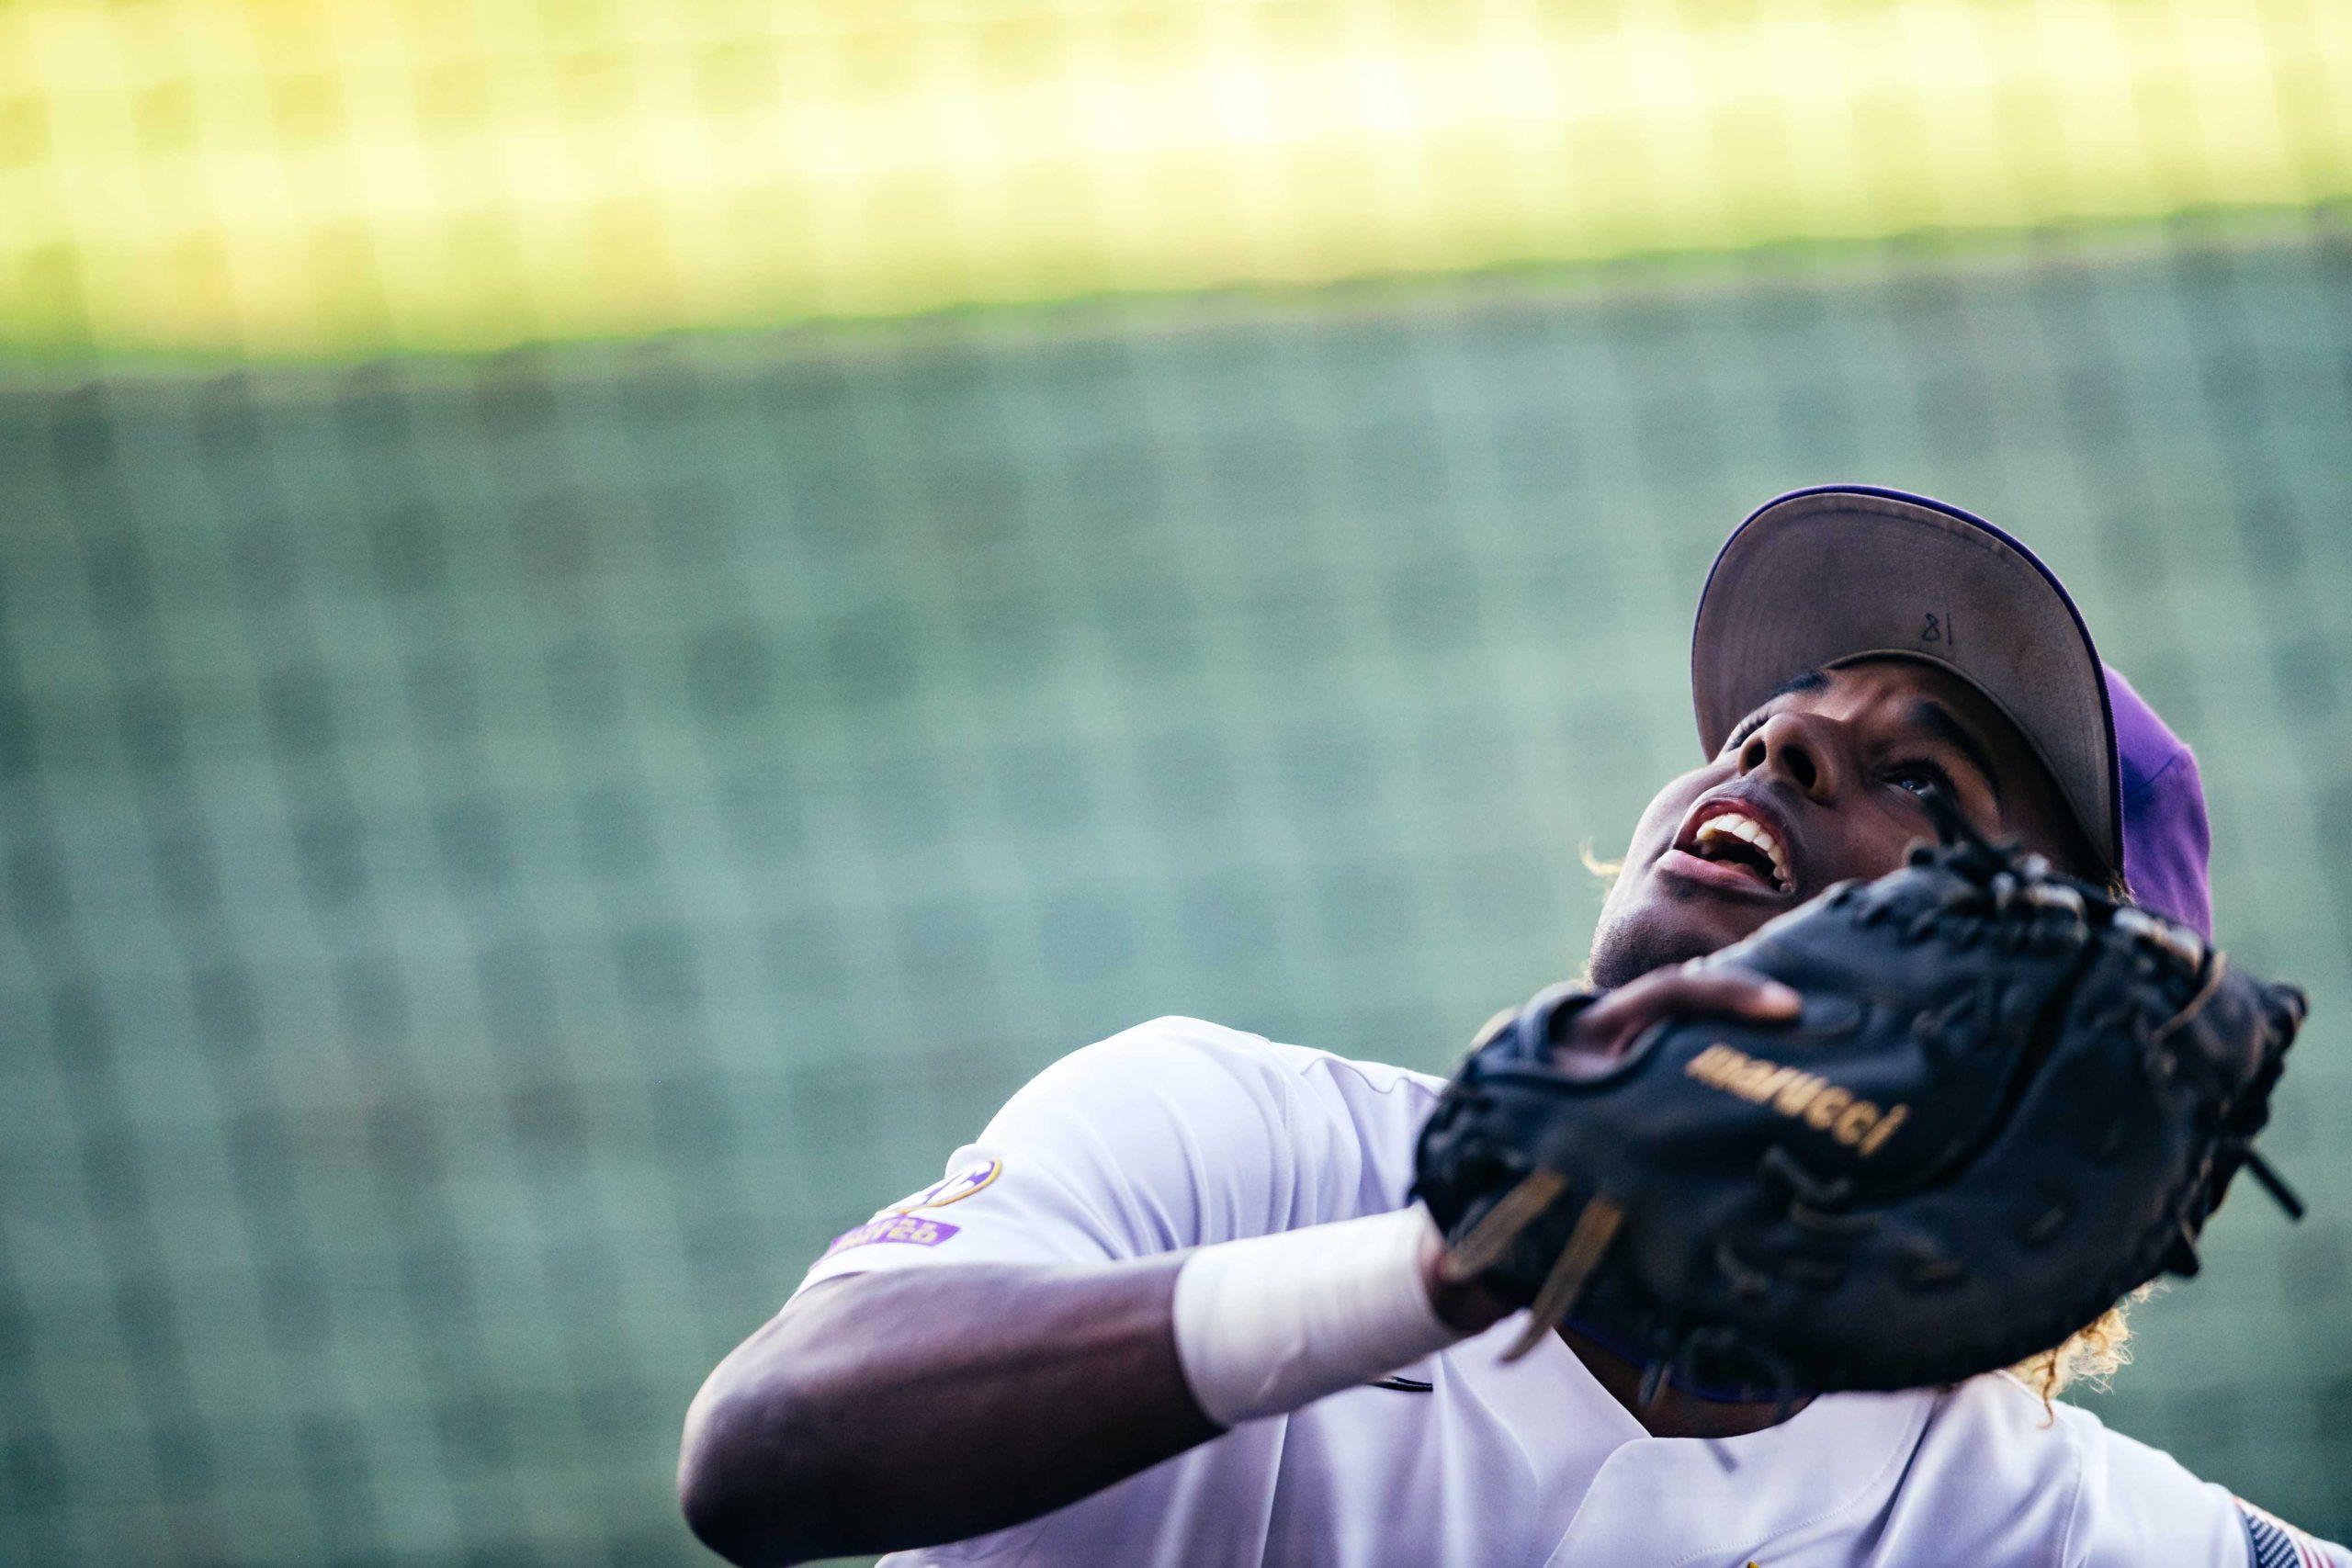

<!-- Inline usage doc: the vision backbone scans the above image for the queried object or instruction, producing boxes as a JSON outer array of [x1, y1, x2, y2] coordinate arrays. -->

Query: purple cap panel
[[2105, 664, 2211, 939]]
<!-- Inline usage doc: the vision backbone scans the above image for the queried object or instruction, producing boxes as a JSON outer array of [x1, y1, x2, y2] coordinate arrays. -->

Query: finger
[[1656, 964, 1804, 1021], [1578, 964, 1799, 1039]]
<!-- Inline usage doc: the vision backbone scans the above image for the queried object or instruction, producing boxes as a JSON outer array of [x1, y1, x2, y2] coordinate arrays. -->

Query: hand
[[1416, 964, 1802, 1332]]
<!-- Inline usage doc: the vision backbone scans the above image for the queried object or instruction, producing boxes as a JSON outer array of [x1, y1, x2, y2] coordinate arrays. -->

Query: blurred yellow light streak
[[0, 0, 2344, 357]]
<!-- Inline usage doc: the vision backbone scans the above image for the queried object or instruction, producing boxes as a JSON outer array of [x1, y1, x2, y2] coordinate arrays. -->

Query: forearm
[[679, 1257, 1216, 1564], [678, 1206, 1507, 1564]]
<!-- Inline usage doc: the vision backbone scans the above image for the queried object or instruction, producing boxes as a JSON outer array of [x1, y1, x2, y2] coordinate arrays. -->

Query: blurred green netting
[[6, 225, 2351, 1564], [6, 1, 2352, 1564]]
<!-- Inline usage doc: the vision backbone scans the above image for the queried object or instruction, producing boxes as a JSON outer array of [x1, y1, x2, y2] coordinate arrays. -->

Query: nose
[[1736, 710, 1849, 804]]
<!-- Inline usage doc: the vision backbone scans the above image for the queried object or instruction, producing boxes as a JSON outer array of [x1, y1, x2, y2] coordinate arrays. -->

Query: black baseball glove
[[1413, 798, 2307, 1403]]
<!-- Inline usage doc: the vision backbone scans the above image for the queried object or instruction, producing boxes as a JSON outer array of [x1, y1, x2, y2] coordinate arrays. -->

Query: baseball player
[[679, 488, 2344, 1566]]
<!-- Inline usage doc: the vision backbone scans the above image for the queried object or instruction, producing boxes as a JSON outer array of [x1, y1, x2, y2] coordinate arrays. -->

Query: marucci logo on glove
[[1684, 1043, 1909, 1156]]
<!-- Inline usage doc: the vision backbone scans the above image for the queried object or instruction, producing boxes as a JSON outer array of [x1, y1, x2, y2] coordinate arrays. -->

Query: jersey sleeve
[[2062, 1407, 2347, 1568], [2062, 1414, 2247, 1567], [791, 1016, 1315, 1297]]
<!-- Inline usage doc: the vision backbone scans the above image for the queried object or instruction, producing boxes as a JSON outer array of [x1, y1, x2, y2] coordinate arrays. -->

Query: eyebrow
[[1769, 669, 1829, 701], [1905, 698, 2006, 801]]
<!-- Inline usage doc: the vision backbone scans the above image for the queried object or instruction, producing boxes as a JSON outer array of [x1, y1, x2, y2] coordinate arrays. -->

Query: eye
[[1883, 760, 1953, 797]]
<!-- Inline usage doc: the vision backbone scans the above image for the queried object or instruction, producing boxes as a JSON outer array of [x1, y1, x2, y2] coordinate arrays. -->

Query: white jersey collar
[[1459, 1324, 1938, 1566]]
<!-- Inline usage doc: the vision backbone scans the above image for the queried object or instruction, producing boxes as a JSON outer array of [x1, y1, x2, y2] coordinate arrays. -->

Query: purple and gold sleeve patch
[[886, 1158, 1003, 1214], [823, 1214, 962, 1258]]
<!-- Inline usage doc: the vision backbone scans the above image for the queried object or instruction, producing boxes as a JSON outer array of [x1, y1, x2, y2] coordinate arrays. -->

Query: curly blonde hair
[[2009, 1288, 2152, 1407]]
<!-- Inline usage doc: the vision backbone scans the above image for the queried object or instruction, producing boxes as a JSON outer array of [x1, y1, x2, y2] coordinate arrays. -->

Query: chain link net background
[[8, 224, 2351, 1563], [5, 3, 2351, 1563]]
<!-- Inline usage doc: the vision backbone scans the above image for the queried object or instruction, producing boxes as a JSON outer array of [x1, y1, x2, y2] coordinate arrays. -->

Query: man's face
[[1587, 658, 2100, 988]]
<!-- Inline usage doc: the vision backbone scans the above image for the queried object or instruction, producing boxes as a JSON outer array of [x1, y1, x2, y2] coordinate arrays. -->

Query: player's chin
[[1589, 867, 1782, 987]]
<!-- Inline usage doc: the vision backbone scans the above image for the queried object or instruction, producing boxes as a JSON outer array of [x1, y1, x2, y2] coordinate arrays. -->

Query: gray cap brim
[[1690, 486, 2121, 873]]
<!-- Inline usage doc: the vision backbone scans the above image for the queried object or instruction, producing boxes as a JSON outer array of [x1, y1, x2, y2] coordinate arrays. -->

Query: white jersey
[[795, 1017, 2345, 1568]]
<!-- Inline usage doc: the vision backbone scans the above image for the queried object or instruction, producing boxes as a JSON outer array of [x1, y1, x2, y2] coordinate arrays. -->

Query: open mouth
[[1673, 803, 1794, 895]]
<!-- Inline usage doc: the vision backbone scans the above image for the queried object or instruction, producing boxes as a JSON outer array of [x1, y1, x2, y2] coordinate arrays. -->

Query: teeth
[[1694, 812, 1791, 891]]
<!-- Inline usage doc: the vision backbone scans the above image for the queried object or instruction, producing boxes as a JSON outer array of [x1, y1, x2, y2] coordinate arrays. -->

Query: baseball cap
[[1690, 485, 2213, 939]]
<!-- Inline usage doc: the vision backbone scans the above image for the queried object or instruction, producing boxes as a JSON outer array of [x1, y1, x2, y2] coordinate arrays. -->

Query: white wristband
[[1170, 1204, 1468, 1427]]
